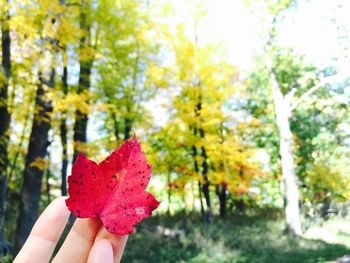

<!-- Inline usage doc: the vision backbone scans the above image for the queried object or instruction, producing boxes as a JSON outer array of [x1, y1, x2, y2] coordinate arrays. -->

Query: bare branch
[[290, 72, 349, 111]]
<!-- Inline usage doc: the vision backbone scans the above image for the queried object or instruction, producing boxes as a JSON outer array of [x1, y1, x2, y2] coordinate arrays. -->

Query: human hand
[[14, 197, 128, 263]]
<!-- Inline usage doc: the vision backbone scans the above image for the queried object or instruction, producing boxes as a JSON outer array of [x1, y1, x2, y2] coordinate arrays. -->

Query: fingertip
[[31, 196, 70, 241], [95, 227, 128, 263], [88, 239, 113, 263]]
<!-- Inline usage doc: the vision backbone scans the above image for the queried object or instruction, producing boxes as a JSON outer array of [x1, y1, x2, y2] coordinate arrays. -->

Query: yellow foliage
[[29, 157, 49, 171], [73, 141, 91, 156], [80, 46, 96, 62], [305, 163, 350, 201], [54, 92, 91, 114]]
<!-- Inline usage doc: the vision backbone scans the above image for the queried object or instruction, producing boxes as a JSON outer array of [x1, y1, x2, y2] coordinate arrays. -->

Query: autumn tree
[[14, 0, 65, 253], [94, 0, 158, 148], [149, 123, 193, 214], [153, 9, 261, 218]]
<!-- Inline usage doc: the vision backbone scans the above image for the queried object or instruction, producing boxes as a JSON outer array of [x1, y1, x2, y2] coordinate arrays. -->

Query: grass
[[122, 214, 350, 263], [2, 213, 350, 263], [304, 217, 350, 248]]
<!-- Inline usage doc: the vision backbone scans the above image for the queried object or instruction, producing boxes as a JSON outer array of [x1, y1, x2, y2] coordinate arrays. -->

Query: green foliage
[[246, 46, 350, 214], [271, 49, 317, 95], [0, 255, 13, 263]]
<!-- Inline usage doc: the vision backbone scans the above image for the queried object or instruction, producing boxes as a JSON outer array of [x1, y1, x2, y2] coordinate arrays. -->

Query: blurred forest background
[[0, 0, 350, 262]]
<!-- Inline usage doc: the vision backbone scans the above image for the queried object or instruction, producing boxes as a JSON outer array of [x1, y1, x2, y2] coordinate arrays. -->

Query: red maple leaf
[[65, 135, 160, 235]]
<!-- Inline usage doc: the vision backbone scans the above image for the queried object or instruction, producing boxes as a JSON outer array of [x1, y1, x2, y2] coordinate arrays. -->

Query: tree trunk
[[191, 144, 205, 216], [199, 121, 214, 223], [14, 71, 54, 254], [167, 172, 171, 215], [236, 197, 245, 214], [198, 181, 205, 217], [217, 185, 227, 218], [0, 176, 8, 255], [0, 1, 11, 254], [60, 64, 68, 196], [320, 197, 331, 219], [111, 112, 120, 143], [192, 96, 214, 222], [217, 159, 226, 219], [60, 121, 68, 196], [201, 144, 214, 223], [272, 74, 302, 235], [45, 167, 51, 203], [73, 1, 93, 162], [73, 110, 88, 161], [59, 0, 68, 197], [202, 179, 214, 223], [124, 117, 132, 140]]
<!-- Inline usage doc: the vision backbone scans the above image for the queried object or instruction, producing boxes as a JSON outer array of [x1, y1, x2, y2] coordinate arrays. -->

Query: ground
[[122, 214, 350, 263]]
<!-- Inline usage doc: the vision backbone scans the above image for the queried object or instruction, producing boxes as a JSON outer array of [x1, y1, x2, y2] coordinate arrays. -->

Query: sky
[[170, 0, 349, 70]]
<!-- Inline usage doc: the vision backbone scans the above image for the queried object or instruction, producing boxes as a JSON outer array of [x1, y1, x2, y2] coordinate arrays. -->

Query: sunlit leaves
[[304, 162, 350, 203], [29, 157, 49, 171]]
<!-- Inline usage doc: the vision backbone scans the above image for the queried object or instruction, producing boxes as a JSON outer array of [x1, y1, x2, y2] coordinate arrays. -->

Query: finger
[[87, 239, 113, 263], [14, 197, 70, 263], [94, 227, 128, 263], [52, 217, 102, 263]]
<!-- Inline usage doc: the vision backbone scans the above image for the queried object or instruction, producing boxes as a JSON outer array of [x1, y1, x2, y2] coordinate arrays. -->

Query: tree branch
[[290, 72, 349, 111]]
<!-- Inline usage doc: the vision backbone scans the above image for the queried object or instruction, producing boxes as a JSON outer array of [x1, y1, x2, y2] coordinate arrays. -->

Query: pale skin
[[14, 197, 128, 263]]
